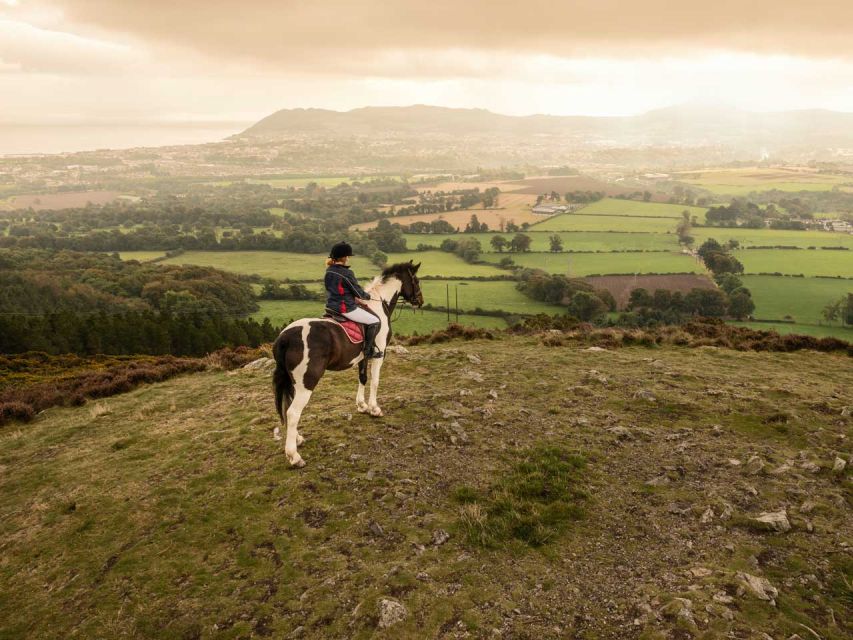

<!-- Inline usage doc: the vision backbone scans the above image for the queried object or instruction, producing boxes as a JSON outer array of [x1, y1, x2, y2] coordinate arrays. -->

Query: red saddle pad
[[327, 318, 364, 344]]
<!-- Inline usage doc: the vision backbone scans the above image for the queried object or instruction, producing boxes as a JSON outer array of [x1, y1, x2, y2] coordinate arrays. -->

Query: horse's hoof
[[357, 403, 370, 414], [289, 457, 306, 468], [369, 407, 384, 417]]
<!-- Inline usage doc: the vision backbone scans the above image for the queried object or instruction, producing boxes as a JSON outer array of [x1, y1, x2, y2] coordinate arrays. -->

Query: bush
[[0, 402, 35, 426]]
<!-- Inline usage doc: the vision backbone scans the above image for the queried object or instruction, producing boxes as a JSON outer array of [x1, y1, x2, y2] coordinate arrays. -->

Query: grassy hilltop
[[0, 334, 851, 639]]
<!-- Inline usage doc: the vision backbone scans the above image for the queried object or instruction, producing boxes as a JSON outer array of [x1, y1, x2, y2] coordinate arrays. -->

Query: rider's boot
[[362, 323, 383, 359]]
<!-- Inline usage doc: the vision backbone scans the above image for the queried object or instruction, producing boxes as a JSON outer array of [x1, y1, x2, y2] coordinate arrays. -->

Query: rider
[[324, 242, 383, 359]]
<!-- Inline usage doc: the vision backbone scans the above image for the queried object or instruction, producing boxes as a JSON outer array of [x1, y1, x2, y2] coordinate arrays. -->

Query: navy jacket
[[325, 264, 369, 314]]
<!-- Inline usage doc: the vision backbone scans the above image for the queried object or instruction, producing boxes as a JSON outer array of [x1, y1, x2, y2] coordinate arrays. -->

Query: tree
[[684, 288, 728, 318], [510, 233, 532, 252], [714, 273, 743, 294], [822, 299, 841, 325], [549, 235, 563, 253], [627, 288, 653, 310], [728, 291, 755, 320], [567, 291, 607, 322], [490, 235, 508, 253]]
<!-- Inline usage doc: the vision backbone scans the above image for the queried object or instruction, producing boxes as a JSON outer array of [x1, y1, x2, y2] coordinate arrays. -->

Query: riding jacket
[[324, 263, 369, 314]]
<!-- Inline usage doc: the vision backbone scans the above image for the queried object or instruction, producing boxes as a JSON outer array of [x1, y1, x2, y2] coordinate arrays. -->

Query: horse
[[271, 261, 424, 467]]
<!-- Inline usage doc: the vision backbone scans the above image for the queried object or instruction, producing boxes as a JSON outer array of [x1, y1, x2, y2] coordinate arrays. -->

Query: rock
[[705, 603, 734, 621], [583, 370, 608, 385], [432, 529, 450, 546], [416, 572, 430, 581], [728, 458, 742, 466], [250, 416, 269, 425], [841, 406, 851, 417], [633, 389, 656, 402], [712, 592, 734, 605], [660, 598, 695, 627], [584, 346, 608, 352], [737, 572, 778, 604], [799, 460, 820, 473], [750, 510, 791, 533], [745, 455, 765, 475], [690, 567, 712, 578], [606, 426, 633, 441], [770, 463, 793, 475], [440, 408, 462, 419], [459, 389, 472, 397], [645, 475, 670, 487], [487, 389, 498, 400], [368, 521, 384, 537], [378, 598, 408, 628], [719, 503, 734, 521], [466, 353, 482, 364], [832, 457, 846, 473], [799, 500, 815, 514], [462, 369, 484, 383], [242, 357, 276, 372], [385, 344, 409, 355], [700, 506, 715, 523]]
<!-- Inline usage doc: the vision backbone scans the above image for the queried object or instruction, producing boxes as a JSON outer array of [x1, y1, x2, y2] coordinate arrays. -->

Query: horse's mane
[[365, 262, 414, 293]]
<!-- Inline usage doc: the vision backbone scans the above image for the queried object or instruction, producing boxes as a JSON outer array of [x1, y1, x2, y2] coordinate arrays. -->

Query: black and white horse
[[271, 261, 423, 467]]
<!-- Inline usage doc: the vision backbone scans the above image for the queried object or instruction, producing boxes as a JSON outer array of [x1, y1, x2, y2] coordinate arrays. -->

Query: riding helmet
[[329, 242, 354, 259]]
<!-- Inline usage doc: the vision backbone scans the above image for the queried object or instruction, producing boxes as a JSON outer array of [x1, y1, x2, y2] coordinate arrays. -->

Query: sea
[[0, 123, 251, 156]]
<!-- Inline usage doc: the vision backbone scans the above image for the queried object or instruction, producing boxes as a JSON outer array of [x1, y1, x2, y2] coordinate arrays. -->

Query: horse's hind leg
[[367, 358, 385, 417], [285, 384, 311, 468], [356, 360, 369, 413]]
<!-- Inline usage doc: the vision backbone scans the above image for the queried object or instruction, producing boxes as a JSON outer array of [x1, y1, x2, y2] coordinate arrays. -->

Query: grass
[[675, 167, 850, 196], [576, 198, 707, 220], [246, 176, 401, 188], [454, 445, 587, 548], [691, 227, 853, 250], [491, 251, 704, 276], [382, 252, 505, 277], [740, 275, 853, 324], [734, 249, 853, 277], [117, 251, 166, 262], [252, 300, 508, 333], [530, 214, 679, 233], [1, 336, 850, 638], [418, 280, 564, 315], [405, 231, 679, 252]]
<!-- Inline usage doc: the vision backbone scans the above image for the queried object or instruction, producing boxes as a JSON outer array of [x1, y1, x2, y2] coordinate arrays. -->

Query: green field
[[247, 175, 402, 189], [252, 300, 508, 334], [735, 249, 853, 277], [531, 214, 678, 233], [382, 252, 504, 277], [676, 169, 850, 196], [419, 280, 563, 315], [117, 251, 166, 262], [576, 198, 707, 220], [692, 227, 853, 249], [732, 321, 852, 341], [740, 275, 852, 324], [491, 251, 703, 276], [404, 231, 679, 252], [159, 252, 374, 280]]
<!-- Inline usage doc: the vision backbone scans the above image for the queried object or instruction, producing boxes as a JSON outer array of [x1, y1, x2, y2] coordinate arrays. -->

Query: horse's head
[[381, 260, 424, 307]]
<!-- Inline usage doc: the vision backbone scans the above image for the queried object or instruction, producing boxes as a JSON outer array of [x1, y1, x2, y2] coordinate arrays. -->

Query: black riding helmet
[[329, 242, 354, 260]]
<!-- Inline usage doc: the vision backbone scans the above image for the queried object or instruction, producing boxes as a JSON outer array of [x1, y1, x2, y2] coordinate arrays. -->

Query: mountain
[[239, 104, 853, 149]]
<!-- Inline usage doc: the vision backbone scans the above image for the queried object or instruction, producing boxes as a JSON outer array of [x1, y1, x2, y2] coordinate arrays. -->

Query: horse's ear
[[412, 262, 421, 273]]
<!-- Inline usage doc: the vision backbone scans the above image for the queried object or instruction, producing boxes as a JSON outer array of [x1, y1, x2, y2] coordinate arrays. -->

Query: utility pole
[[455, 286, 459, 324], [446, 284, 450, 324]]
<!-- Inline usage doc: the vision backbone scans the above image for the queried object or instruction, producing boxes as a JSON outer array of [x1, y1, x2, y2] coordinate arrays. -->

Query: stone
[[645, 475, 670, 487], [466, 353, 482, 364], [660, 598, 694, 627], [832, 457, 846, 473], [487, 389, 498, 400], [462, 369, 484, 383], [459, 389, 472, 397], [584, 346, 608, 352], [737, 572, 778, 604], [728, 459, 742, 466], [841, 406, 851, 417], [606, 426, 633, 441], [745, 455, 765, 475], [368, 521, 384, 537], [633, 389, 657, 402], [242, 357, 276, 372], [583, 370, 608, 384], [385, 344, 410, 355], [799, 460, 820, 473], [712, 592, 734, 605], [751, 510, 791, 533], [440, 408, 462, 419], [378, 598, 408, 628], [432, 529, 450, 546], [690, 567, 712, 578], [700, 506, 715, 523]]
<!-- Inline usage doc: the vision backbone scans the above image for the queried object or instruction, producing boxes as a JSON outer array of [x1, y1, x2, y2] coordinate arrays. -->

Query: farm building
[[532, 204, 568, 215]]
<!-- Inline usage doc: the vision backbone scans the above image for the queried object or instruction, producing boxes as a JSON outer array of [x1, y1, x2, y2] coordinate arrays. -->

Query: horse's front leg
[[356, 359, 369, 413], [367, 357, 384, 417]]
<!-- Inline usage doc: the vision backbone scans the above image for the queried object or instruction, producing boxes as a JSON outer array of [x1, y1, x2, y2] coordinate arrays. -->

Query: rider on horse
[[324, 242, 383, 359]]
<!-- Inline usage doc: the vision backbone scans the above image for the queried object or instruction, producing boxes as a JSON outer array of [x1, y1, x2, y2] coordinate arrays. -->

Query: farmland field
[[4, 190, 122, 210], [486, 251, 703, 276], [382, 252, 505, 277], [691, 227, 853, 249], [351, 193, 541, 231], [252, 300, 507, 334], [582, 274, 716, 309], [740, 275, 852, 324], [419, 280, 563, 315], [247, 176, 401, 188], [415, 181, 526, 193], [674, 167, 850, 196], [159, 251, 376, 280], [576, 198, 707, 220], [117, 251, 166, 262], [530, 214, 678, 233], [501, 175, 627, 196], [405, 231, 678, 252], [732, 321, 853, 341], [734, 249, 853, 277]]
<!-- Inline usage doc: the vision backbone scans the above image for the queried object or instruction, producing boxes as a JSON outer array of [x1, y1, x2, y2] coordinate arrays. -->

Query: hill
[[1, 331, 850, 639], [240, 104, 853, 150]]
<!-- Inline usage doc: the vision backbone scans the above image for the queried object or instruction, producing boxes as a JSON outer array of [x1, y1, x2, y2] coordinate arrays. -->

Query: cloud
[[39, 0, 853, 73]]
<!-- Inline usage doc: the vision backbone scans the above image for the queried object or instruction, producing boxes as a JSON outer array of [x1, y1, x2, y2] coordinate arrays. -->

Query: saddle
[[322, 308, 365, 344]]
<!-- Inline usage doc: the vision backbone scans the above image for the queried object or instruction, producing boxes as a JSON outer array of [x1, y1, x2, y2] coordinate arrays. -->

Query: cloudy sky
[[1, 0, 852, 127]]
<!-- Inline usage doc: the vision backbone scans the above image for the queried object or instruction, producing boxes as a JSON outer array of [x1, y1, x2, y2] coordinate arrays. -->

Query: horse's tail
[[272, 333, 296, 422]]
